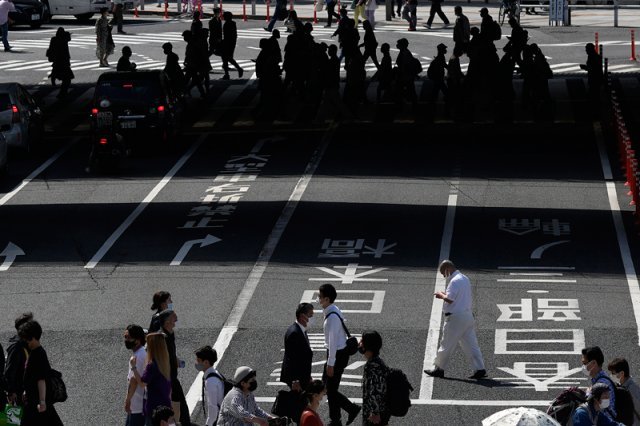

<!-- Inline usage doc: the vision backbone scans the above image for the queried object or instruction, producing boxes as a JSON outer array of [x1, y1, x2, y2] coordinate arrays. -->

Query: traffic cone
[[243, 0, 247, 21], [134, 5, 138, 17], [164, 2, 168, 19]]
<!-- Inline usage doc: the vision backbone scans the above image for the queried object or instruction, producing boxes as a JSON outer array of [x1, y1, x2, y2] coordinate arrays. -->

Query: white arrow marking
[[0, 242, 25, 271], [170, 235, 221, 266], [530, 240, 570, 259]]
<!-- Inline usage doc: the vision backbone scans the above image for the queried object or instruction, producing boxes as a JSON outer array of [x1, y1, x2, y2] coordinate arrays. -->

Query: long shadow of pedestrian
[[439, 376, 519, 388]]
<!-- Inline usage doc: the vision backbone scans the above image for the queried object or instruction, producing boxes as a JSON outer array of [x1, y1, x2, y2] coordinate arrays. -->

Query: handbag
[[325, 312, 358, 356], [271, 390, 304, 422]]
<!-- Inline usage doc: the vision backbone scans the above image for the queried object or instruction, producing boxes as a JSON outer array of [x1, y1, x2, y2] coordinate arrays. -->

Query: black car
[[90, 70, 183, 148], [9, 0, 50, 28]]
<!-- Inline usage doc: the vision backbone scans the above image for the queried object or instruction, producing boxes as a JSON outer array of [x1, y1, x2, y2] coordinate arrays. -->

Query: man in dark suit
[[280, 303, 315, 392]]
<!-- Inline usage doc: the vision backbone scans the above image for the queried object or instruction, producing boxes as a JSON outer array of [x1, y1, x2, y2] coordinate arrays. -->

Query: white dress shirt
[[443, 270, 473, 314], [127, 346, 147, 415], [204, 366, 225, 426], [323, 304, 347, 367], [0, 0, 16, 26]]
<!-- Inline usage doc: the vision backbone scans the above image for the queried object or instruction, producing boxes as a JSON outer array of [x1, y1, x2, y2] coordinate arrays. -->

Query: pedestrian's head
[[100, 7, 108, 15], [162, 42, 173, 54], [396, 38, 409, 50], [470, 26, 480, 37], [182, 29, 192, 42], [359, 330, 383, 359], [146, 333, 171, 380], [56, 27, 66, 38], [193, 10, 200, 20], [233, 366, 257, 393], [340, 5, 348, 16], [124, 324, 145, 351], [585, 42, 596, 54], [272, 29, 280, 39], [454, 5, 462, 15], [318, 283, 337, 308], [304, 379, 326, 407], [328, 44, 338, 56], [151, 405, 175, 426], [223, 11, 232, 21], [18, 320, 42, 350], [453, 45, 464, 58], [479, 7, 488, 17], [158, 309, 177, 333], [122, 45, 132, 57], [363, 20, 372, 31], [151, 291, 172, 312], [195, 345, 218, 371], [581, 346, 605, 377], [192, 19, 203, 32], [438, 260, 456, 278], [588, 382, 610, 412], [380, 42, 390, 54], [508, 17, 518, 27], [437, 43, 447, 54], [608, 357, 630, 384], [213, 6, 220, 15], [14, 312, 33, 331], [295, 302, 315, 328]]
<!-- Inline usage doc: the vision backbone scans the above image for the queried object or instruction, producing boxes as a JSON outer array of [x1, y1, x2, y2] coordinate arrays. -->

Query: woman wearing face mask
[[217, 366, 276, 426], [573, 382, 624, 426], [360, 331, 390, 426], [130, 333, 172, 426], [300, 380, 327, 426], [149, 291, 173, 333]]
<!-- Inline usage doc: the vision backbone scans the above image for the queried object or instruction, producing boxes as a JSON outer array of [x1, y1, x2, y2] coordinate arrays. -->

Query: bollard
[[198, 0, 202, 13], [242, 0, 247, 21], [604, 57, 608, 77], [134, 5, 138, 17], [266, 0, 270, 22], [595, 32, 599, 54], [313, 0, 318, 23], [631, 30, 637, 61], [164, 2, 168, 19], [220, 0, 223, 13]]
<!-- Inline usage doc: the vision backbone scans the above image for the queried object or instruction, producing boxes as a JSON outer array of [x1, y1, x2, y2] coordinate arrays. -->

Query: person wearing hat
[[216, 366, 276, 426], [426, 43, 449, 104], [572, 382, 623, 426]]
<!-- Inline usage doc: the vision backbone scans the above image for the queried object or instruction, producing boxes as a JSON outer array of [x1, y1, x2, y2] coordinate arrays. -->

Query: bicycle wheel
[[498, 4, 506, 25]]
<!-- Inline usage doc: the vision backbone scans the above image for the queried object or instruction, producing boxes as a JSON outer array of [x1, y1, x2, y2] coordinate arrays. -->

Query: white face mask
[[600, 398, 610, 410], [167, 303, 174, 311], [582, 364, 591, 377]]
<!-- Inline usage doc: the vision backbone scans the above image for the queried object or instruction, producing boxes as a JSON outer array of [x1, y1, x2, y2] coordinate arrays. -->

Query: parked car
[[8, 0, 50, 28], [48, 0, 112, 21], [89, 70, 183, 150], [0, 83, 45, 152]]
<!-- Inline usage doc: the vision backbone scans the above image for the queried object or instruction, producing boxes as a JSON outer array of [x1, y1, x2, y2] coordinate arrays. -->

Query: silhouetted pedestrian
[[321, 44, 352, 119], [265, 0, 287, 32], [581, 42, 603, 101], [531, 43, 552, 111], [267, 29, 282, 65], [221, 11, 244, 79], [183, 30, 206, 97], [208, 7, 222, 56], [47, 27, 74, 99], [112, 0, 125, 34], [364, 0, 377, 28], [394, 37, 418, 107], [496, 47, 516, 111], [447, 45, 464, 117], [425, 0, 449, 29], [344, 48, 367, 111], [505, 17, 526, 67], [255, 38, 282, 119], [325, 0, 341, 27], [453, 6, 470, 53], [117, 45, 137, 71], [195, 27, 212, 93], [360, 20, 379, 68], [96, 7, 114, 67], [427, 43, 448, 103], [376, 42, 393, 102], [162, 42, 185, 96], [354, 0, 366, 27], [403, 0, 417, 31]]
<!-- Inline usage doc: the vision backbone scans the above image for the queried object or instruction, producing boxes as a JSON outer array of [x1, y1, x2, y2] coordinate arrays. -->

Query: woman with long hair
[[129, 332, 172, 425]]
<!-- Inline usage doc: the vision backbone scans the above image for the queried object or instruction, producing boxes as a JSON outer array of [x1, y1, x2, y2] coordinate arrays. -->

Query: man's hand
[[434, 291, 446, 299], [292, 381, 302, 392], [125, 397, 132, 413], [326, 365, 335, 378], [368, 414, 382, 424], [7, 393, 17, 404], [37, 402, 46, 413]]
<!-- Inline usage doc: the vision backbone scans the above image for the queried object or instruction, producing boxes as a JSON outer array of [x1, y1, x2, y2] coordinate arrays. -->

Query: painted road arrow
[[170, 235, 221, 266], [0, 242, 25, 271]]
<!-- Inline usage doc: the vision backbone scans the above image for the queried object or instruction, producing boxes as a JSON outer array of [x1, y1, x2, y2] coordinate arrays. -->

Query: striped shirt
[[216, 387, 270, 426]]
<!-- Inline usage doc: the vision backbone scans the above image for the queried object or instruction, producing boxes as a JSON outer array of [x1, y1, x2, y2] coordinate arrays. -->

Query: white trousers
[[434, 310, 485, 371]]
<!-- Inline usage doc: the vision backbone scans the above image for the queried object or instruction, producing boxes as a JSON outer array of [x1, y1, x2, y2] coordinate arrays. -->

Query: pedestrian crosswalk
[[26, 75, 640, 134]]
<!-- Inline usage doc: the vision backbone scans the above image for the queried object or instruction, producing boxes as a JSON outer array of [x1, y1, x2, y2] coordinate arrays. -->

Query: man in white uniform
[[424, 260, 487, 379]]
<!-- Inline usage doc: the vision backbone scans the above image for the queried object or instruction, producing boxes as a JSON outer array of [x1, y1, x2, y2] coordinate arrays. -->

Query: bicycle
[[498, 0, 521, 25]]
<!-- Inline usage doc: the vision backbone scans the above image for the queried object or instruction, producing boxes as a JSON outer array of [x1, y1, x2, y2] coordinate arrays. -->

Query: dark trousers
[[326, 1, 340, 26], [126, 413, 146, 426], [323, 349, 358, 424], [171, 378, 192, 426], [21, 403, 63, 426], [114, 4, 124, 32], [427, 1, 449, 25]]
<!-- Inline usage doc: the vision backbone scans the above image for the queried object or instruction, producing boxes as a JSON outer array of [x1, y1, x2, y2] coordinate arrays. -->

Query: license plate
[[31, 14, 40, 20], [96, 111, 112, 127], [120, 121, 136, 129]]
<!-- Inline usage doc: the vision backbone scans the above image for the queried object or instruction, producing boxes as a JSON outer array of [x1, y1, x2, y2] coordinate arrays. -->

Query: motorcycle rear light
[[157, 105, 165, 112], [91, 108, 99, 116], [99, 138, 108, 145], [122, 84, 133, 89], [11, 105, 20, 123]]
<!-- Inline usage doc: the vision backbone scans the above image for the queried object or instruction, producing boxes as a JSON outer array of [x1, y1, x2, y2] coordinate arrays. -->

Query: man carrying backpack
[[479, 7, 500, 42], [194, 346, 225, 426], [359, 331, 389, 426], [608, 357, 640, 426], [573, 383, 621, 426]]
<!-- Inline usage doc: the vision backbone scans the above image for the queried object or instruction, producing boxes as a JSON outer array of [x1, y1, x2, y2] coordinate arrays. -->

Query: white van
[[47, 0, 112, 20]]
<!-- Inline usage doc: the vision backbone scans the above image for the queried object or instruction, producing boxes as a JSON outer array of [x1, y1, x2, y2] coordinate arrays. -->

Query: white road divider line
[[420, 177, 460, 400], [0, 139, 77, 207], [84, 136, 205, 269], [594, 122, 640, 346], [186, 124, 337, 415], [253, 397, 552, 406]]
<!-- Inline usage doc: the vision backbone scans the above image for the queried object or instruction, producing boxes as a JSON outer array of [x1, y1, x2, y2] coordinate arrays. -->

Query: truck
[[47, 0, 113, 21]]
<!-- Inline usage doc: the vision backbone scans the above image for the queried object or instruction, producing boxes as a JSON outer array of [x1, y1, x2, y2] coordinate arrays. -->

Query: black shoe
[[263, 26, 271, 31], [346, 405, 361, 425], [117, 30, 127, 34], [238, 68, 244, 78], [424, 368, 445, 378], [469, 369, 488, 379]]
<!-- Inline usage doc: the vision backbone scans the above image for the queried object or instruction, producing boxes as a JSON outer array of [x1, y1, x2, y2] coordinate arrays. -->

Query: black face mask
[[358, 346, 366, 355], [248, 381, 258, 392], [124, 340, 136, 350]]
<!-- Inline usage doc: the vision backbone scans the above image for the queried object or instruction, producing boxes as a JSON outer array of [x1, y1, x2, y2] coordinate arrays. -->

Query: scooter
[[86, 130, 131, 173]]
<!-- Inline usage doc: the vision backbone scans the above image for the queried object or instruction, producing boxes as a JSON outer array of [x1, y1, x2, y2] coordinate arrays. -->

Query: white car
[[0, 83, 44, 152]]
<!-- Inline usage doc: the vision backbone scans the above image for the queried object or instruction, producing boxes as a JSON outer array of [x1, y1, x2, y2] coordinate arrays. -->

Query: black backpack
[[491, 20, 502, 40], [46, 369, 68, 404], [203, 371, 234, 416], [601, 376, 637, 426], [546, 387, 586, 425], [385, 368, 413, 417]]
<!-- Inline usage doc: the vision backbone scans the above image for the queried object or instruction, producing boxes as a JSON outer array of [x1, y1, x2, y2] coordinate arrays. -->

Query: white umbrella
[[482, 407, 561, 426]]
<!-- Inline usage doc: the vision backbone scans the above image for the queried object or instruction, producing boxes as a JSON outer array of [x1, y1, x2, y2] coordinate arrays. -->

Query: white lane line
[[497, 279, 577, 283], [185, 124, 336, 415], [594, 121, 640, 346], [420, 178, 459, 400], [84, 136, 205, 269], [498, 266, 575, 270], [509, 273, 564, 276], [0, 139, 76, 207], [254, 397, 552, 406]]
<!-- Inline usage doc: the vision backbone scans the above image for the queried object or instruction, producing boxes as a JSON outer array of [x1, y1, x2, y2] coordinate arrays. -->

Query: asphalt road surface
[[1, 7, 640, 426]]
